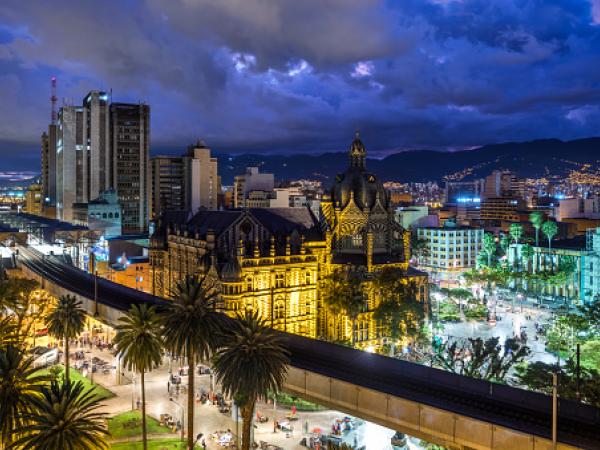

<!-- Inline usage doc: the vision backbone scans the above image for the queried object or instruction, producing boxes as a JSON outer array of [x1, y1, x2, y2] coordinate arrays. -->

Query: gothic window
[[305, 271, 311, 285], [275, 273, 285, 288], [352, 235, 363, 247], [245, 276, 252, 291], [274, 300, 285, 319]]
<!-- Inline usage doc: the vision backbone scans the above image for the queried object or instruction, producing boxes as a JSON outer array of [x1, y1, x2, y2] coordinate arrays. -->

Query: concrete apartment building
[[150, 142, 220, 219], [417, 224, 484, 279], [233, 167, 274, 208], [55, 91, 150, 234]]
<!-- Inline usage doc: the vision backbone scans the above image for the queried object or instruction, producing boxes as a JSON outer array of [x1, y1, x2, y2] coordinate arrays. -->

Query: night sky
[[1, 0, 600, 171]]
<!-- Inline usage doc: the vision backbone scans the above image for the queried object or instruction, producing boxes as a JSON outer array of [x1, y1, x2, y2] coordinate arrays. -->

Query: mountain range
[[216, 137, 600, 185]]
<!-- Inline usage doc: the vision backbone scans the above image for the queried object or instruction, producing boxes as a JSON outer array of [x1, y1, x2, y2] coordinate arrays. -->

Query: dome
[[220, 258, 241, 282], [331, 135, 388, 210]]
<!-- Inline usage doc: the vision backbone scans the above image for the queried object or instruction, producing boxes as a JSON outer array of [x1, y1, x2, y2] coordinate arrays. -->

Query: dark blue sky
[[1, 0, 600, 171]]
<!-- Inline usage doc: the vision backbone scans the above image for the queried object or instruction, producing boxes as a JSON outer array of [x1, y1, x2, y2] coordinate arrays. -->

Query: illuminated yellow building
[[24, 183, 43, 216], [150, 135, 428, 347]]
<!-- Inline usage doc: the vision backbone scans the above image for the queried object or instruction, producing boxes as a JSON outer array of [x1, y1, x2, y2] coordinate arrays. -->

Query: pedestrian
[[167, 381, 170, 393]]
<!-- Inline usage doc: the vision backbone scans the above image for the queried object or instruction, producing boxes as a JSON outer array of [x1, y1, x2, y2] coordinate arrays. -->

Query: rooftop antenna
[[50, 76, 57, 125]]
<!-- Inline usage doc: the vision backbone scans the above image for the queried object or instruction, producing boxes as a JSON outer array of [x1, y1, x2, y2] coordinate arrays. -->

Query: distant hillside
[[216, 137, 600, 185]]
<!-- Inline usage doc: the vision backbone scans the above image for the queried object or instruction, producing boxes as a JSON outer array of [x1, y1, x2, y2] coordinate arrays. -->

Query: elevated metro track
[[13, 245, 600, 450]]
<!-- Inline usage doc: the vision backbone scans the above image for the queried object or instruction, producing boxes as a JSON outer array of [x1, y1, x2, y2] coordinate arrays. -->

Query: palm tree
[[521, 244, 534, 270], [212, 311, 289, 450], [8, 380, 109, 450], [509, 223, 523, 244], [482, 233, 496, 268], [0, 345, 49, 447], [344, 274, 367, 346], [542, 221, 558, 250], [160, 275, 221, 450], [530, 211, 544, 247], [45, 295, 86, 386], [320, 270, 352, 342], [114, 304, 163, 450]]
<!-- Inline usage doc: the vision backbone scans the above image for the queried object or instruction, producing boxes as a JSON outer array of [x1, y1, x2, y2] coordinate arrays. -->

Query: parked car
[[30, 346, 59, 368]]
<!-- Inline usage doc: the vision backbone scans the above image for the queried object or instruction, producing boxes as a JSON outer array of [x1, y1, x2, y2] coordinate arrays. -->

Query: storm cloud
[[0, 0, 599, 169]]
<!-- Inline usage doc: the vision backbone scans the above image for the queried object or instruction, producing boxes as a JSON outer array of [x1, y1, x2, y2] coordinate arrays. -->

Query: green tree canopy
[[432, 336, 530, 382]]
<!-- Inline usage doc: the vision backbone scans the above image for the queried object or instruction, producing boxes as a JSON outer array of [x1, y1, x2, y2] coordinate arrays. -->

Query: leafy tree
[[509, 223, 524, 244], [212, 312, 289, 450], [160, 274, 221, 450], [410, 233, 429, 265], [499, 234, 510, 256], [520, 244, 534, 271], [8, 380, 109, 450], [373, 278, 424, 353], [432, 337, 530, 382], [114, 304, 163, 450], [529, 211, 544, 246], [0, 345, 49, 447], [542, 220, 558, 250], [321, 270, 352, 342], [516, 359, 600, 406], [481, 233, 496, 268], [45, 295, 86, 386], [345, 272, 367, 346]]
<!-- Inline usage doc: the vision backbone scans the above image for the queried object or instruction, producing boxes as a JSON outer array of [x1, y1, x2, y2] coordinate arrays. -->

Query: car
[[30, 346, 59, 368]]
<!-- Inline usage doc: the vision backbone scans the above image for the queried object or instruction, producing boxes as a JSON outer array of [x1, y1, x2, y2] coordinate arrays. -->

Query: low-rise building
[[417, 224, 483, 280], [24, 184, 43, 216], [72, 189, 122, 238]]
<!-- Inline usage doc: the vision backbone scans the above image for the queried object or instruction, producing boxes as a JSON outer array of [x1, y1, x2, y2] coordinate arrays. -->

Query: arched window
[[108, 212, 113, 219], [274, 301, 285, 319], [245, 277, 253, 291]]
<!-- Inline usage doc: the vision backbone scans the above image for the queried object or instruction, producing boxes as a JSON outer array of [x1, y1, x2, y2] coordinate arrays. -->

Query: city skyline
[[1, 0, 600, 171]]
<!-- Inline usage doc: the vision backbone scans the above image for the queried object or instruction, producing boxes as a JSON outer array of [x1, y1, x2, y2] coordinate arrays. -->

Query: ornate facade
[[150, 135, 428, 347]]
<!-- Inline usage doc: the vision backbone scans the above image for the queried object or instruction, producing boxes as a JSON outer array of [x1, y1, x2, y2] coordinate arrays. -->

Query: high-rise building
[[110, 103, 150, 233], [151, 156, 185, 218], [41, 125, 57, 209], [183, 142, 219, 212], [56, 104, 83, 222], [55, 91, 150, 233], [150, 142, 219, 219], [233, 167, 274, 208]]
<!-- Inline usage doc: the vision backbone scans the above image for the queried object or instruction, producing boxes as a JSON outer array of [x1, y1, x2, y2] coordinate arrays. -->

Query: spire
[[349, 131, 366, 169]]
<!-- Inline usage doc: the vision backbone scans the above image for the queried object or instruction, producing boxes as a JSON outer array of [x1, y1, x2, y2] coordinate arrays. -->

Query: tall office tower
[[151, 156, 185, 219], [110, 103, 150, 234], [41, 125, 57, 208], [56, 90, 150, 232], [184, 142, 219, 212], [56, 105, 83, 221], [84, 91, 112, 199], [233, 167, 275, 208], [150, 142, 219, 219], [56, 91, 110, 221]]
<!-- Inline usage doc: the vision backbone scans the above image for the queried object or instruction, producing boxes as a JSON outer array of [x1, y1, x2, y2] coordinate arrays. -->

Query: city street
[[58, 345, 411, 450]]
